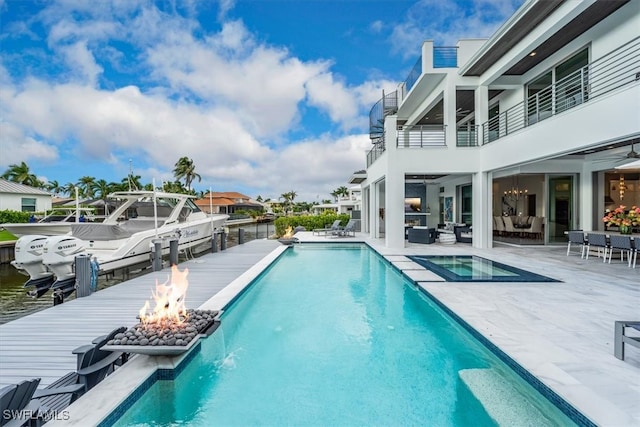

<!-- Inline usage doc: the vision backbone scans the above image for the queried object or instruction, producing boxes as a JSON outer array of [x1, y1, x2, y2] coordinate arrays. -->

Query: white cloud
[[389, 0, 524, 60], [0, 1, 393, 200], [59, 41, 103, 86]]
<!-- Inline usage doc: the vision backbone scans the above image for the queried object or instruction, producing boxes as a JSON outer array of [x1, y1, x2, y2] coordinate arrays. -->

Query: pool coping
[[54, 241, 596, 426]]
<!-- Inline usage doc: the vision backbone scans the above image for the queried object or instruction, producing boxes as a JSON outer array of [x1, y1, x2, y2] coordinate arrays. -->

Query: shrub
[[274, 213, 350, 237], [0, 210, 31, 224]]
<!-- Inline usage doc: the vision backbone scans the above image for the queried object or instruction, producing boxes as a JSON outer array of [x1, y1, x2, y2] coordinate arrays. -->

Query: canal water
[[0, 222, 275, 325]]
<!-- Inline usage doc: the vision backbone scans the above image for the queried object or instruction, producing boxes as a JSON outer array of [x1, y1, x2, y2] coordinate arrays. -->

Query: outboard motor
[[12, 235, 54, 298], [42, 236, 87, 303]]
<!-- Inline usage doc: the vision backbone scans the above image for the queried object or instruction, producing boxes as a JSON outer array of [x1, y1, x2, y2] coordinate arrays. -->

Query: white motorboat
[[3, 207, 97, 237], [12, 191, 228, 298]]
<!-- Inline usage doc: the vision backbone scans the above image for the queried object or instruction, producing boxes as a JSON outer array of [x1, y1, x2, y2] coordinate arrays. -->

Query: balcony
[[482, 37, 640, 144], [397, 125, 446, 148], [404, 46, 458, 94], [367, 139, 386, 167], [456, 123, 478, 147]]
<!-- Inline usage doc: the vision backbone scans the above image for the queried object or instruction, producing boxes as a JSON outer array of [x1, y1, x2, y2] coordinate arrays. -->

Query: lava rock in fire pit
[[108, 309, 218, 347]]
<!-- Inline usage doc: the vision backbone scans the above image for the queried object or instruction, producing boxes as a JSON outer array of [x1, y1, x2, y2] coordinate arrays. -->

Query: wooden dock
[[0, 239, 281, 389]]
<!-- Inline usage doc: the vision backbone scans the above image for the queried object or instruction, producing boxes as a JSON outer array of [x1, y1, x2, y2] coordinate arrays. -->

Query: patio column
[[472, 170, 491, 248], [580, 168, 594, 231], [475, 85, 488, 145], [383, 117, 404, 248]]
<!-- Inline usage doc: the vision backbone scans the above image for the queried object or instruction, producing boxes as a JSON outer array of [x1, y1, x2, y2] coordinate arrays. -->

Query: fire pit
[[278, 226, 298, 246], [102, 265, 221, 356]]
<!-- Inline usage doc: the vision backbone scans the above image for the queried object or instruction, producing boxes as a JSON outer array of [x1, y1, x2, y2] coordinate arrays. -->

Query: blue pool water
[[409, 255, 560, 282], [114, 244, 575, 426]]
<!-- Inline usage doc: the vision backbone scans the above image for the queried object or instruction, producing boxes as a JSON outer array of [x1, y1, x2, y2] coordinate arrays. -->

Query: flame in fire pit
[[139, 265, 189, 327], [282, 226, 294, 238]]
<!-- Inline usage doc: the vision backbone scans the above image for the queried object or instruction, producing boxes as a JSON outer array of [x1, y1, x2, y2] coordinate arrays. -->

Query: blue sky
[[0, 0, 524, 201]]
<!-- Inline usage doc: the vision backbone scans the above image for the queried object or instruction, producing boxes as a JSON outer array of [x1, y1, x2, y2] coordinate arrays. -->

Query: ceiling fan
[[593, 142, 640, 164]]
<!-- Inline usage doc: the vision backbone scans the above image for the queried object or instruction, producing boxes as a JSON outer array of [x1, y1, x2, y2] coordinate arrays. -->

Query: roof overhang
[[461, 0, 629, 77], [460, 0, 562, 76], [348, 171, 367, 184]]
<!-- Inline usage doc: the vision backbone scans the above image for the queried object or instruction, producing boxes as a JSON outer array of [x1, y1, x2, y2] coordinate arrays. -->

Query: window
[[527, 48, 589, 123], [527, 71, 552, 124], [21, 198, 37, 212], [460, 185, 472, 226]]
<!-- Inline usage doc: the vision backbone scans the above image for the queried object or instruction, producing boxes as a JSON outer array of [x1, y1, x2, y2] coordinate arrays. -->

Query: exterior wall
[[0, 193, 52, 212], [362, 1, 640, 248]]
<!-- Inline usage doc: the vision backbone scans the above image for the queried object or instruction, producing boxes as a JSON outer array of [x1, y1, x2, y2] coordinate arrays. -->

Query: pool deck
[[3, 233, 638, 426]]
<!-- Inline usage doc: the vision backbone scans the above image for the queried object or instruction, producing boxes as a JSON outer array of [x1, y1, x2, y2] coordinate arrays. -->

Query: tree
[[2, 161, 40, 187], [92, 179, 116, 215], [46, 180, 63, 196], [77, 176, 96, 198], [330, 190, 339, 202], [121, 174, 142, 191], [336, 186, 349, 198], [63, 182, 77, 198], [173, 157, 201, 191]]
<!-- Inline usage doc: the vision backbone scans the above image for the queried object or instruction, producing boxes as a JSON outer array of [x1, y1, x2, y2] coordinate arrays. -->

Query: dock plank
[[0, 239, 280, 388]]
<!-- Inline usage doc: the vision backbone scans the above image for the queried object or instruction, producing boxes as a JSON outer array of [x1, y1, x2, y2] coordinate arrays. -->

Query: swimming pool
[[408, 255, 560, 282], [110, 244, 577, 426]]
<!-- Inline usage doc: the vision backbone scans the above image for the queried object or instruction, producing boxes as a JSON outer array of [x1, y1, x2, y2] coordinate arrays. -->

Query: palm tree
[[46, 180, 63, 196], [77, 176, 96, 198], [92, 179, 116, 215], [330, 190, 339, 202], [121, 174, 142, 191], [2, 161, 40, 187], [173, 157, 201, 191], [336, 186, 349, 199], [63, 182, 77, 198], [163, 180, 188, 194]]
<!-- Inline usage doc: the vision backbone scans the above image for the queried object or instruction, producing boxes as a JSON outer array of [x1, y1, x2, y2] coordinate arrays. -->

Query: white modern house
[[311, 184, 363, 215], [0, 179, 52, 213], [357, 0, 640, 249]]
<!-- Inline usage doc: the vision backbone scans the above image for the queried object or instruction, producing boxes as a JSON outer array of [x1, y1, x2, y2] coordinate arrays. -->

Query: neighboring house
[[195, 192, 263, 214], [312, 184, 363, 216], [359, 0, 639, 248], [0, 179, 52, 213]]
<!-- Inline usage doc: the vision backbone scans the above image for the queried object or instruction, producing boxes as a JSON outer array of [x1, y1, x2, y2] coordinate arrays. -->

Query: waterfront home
[[196, 191, 264, 215], [358, 0, 640, 248], [0, 179, 52, 213]]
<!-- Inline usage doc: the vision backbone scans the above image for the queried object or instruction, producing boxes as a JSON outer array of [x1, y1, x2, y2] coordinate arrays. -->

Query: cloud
[[0, 0, 392, 201], [59, 41, 103, 86], [389, 0, 524, 60]]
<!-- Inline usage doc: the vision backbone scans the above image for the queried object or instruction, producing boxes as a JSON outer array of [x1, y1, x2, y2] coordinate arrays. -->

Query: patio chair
[[614, 321, 640, 361], [1, 378, 84, 427], [585, 233, 609, 261], [313, 220, 342, 236], [608, 235, 634, 267], [566, 230, 586, 258], [332, 219, 356, 237]]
